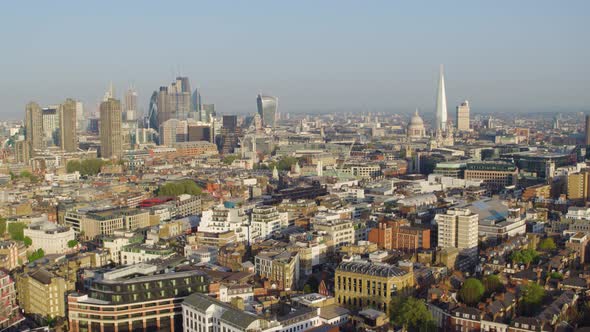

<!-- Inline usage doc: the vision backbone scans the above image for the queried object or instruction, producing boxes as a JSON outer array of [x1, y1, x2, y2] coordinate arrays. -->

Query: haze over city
[[1, 0, 589, 118], [3, 2, 590, 332]]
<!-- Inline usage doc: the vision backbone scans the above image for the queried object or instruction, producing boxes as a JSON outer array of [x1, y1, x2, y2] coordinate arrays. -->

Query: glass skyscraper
[[256, 94, 278, 128]]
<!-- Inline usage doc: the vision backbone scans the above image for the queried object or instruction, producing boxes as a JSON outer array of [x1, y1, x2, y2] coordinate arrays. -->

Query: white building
[[182, 292, 324, 332], [198, 205, 250, 243], [435, 208, 478, 258], [24, 221, 75, 254], [250, 206, 287, 242]]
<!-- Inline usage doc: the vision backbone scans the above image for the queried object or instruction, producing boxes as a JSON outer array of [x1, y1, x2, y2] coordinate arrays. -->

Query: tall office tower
[[201, 104, 215, 123], [25, 102, 44, 155], [187, 121, 214, 143], [124, 87, 138, 121], [219, 115, 240, 154], [99, 98, 123, 159], [585, 115, 590, 146], [435, 65, 448, 133], [456, 100, 470, 131], [156, 77, 192, 128], [147, 91, 159, 130], [159, 119, 188, 146], [103, 82, 115, 102], [75, 101, 85, 131], [42, 107, 59, 146], [256, 94, 278, 128], [192, 88, 202, 112], [59, 99, 78, 152], [435, 208, 478, 258]]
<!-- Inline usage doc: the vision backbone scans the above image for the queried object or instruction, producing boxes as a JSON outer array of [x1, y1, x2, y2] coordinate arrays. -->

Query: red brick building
[[368, 220, 430, 251]]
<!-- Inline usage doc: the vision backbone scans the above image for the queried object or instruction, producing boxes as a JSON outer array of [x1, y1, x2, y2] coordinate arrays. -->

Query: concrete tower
[[435, 65, 448, 133], [99, 98, 122, 159], [59, 98, 78, 152]]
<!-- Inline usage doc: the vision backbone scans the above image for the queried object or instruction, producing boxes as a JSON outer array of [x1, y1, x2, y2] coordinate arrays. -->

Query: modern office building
[[456, 100, 470, 131], [250, 206, 286, 241], [67, 264, 209, 332], [59, 98, 78, 152], [124, 87, 138, 121], [433, 162, 467, 178], [64, 208, 150, 240], [435, 65, 448, 132], [159, 119, 188, 146], [435, 208, 479, 258], [335, 260, 414, 312], [25, 101, 44, 155], [156, 77, 192, 128], [464, 162, 517, 190], [99, 98, 123, 159], [256, 94, 278, 128], [218, 115, 240, 154], [187, 122, 214, 142], [42, 107, 59, 146]]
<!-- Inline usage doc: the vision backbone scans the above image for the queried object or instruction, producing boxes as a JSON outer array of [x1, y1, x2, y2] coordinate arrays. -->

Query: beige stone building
[[335, 260, 414, 312], [16, 268, 67, 318]]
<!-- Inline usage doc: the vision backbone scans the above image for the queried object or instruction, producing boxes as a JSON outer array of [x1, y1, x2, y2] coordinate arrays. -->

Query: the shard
[[436, 64, 448, 132]]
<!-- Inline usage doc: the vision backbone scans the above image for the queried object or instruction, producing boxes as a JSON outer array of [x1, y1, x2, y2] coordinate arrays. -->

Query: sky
[[0, 1, 588, 119]]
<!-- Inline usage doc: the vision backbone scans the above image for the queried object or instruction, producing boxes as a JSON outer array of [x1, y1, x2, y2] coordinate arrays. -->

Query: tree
[[521, 283, 545, 316], [8, 222, 26, 241], [538, 238, 556, 251], [222, 155, 238, 165], [458, 278, 485, 306], [27, 248, 45, 262], [66, 160, 82, 173], [157, 180, 202, 197], [67, 240, 79, 248], [277, 156, 299, 171], [390, 296, 436, 331], [510, 249, 539, 266], [483, 274, 504, 296], [303, 284, 312, 294], [23, 236, 32, 247]]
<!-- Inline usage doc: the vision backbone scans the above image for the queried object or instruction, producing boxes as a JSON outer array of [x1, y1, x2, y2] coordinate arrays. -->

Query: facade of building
[[25, 101, 44, 156], [335, 260, 414, 312], [68, 266, 209, 332], [255, 250, 300, 291], [435, 65, 448, 133], [99, 98, 123, 159], [435, 208, 479, 258], [368, 220, 431, 251], [464, 162, 518, 190], [24, 221, 76, 254], [456, 100, 470, 131], [0, 270, 21, 329], [156, 77, 192, 128], [64, 208, 150, 240], [257, 94, 278, 128], [567, 170, 590, 203], [250, 206, 285, 241], [59, 98, 78, 152], [16, 268, 67, 318]]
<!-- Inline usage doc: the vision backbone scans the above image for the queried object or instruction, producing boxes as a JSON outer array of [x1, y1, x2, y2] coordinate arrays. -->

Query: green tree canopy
[[538, 238, 556, 251], [510, 249, 539, 266], [23, 236, 32, 247], [67, 240, 79, 248], [157, 180, 202, 197], [389, 296, 436, 332], [27, 248, 45, 262], [222, 155, 238, 165], [521, 283, 545, 316], [458, 278, 485, 306], [8, 222, 26, 241], [483, 274, 504, 296], [66, 158, 107, 176]]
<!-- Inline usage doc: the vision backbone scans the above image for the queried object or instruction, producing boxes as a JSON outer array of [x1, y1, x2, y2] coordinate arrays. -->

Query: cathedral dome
[[407, 110, 426, 138]]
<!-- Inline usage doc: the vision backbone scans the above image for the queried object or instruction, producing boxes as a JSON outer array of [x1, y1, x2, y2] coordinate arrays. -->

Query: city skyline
[[0, 1, 589, 119]]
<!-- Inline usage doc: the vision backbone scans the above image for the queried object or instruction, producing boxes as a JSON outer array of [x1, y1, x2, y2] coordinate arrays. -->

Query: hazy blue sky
[[0, 1, 588, 119]]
